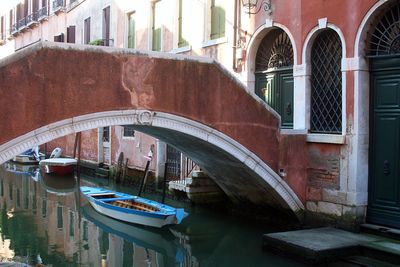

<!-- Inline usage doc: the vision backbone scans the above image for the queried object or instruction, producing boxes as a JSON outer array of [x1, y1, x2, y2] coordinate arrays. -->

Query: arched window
[[310, 29, 342, 134], [368, 3, 400, 56]]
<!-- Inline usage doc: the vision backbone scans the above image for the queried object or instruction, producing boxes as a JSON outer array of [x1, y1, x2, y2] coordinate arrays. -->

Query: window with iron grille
[[123, 125, 135, 138], [368, 3, 400, 56], [310, 29, 342, 134]]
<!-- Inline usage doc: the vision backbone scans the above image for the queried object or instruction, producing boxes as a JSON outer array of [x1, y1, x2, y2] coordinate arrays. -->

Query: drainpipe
[[233, 0, 238, 71]]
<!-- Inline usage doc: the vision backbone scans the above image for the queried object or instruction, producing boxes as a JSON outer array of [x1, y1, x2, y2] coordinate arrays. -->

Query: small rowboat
[[80, 186, 187, 228], [39, 158, 77, 175]]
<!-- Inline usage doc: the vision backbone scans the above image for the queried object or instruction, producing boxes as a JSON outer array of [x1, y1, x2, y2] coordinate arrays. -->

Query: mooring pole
[[74, 132, 82, 177], [138, 159, 151, 197], [161, 163, 168, 204]]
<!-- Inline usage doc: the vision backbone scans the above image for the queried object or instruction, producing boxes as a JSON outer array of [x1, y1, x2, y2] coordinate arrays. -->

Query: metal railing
[[53, 0, 65, 11], [183, 158, 197, 178], [10, 23, 18, 35], [26, 12, 38, 25], [37, 6, 49, 19], [17, 18, 26, 29]]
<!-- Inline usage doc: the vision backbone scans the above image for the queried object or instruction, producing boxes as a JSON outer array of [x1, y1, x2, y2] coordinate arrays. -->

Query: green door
[[255, 69, 293, 128], [368, 56, 400, 228]]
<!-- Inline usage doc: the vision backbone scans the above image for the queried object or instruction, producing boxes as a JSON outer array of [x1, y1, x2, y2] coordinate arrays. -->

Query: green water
[[0, 163, 354, 267]]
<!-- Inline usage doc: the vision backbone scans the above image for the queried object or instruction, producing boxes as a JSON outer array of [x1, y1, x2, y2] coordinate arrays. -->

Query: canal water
[[0, 163, 361, 267]]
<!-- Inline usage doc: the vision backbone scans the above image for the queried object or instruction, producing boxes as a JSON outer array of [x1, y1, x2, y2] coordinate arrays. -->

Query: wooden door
[[368, 56, 400, 228], [255, 69, 293, 128]]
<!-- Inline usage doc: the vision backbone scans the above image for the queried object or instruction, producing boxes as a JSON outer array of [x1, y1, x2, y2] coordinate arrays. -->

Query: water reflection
[[0, 164, 307, 267]]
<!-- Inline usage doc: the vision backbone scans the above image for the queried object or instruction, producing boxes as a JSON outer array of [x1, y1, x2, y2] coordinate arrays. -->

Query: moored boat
[[13, 147, 45, 164], [39, 158, 77, 175], [80, 186, 188, 228]]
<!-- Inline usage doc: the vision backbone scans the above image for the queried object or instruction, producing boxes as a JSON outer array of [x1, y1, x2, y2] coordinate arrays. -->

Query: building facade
[[1, 0, 400, 228]]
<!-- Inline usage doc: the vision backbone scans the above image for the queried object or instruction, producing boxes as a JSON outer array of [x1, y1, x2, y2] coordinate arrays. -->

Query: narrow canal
[[0, 163, 362, 267]]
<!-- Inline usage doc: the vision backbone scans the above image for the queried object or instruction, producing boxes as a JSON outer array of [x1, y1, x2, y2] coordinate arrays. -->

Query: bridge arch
[[0, 110, 303, 216]]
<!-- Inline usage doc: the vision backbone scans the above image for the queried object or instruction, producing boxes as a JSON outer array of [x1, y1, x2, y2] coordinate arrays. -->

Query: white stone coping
[[306, 133, 346, 144], [201, 37, 228, 48], [0, 110, 304, 214], [170, 45, 192, 54]]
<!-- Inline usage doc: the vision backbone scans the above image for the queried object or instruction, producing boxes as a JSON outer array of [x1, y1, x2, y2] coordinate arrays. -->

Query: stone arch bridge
[[0, 42, 304, 218]]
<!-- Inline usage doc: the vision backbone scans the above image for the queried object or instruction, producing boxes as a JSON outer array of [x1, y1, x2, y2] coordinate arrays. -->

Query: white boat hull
[[87, 199, 177, 228]]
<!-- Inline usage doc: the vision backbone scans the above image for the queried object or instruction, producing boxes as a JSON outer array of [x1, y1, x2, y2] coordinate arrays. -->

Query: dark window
[[123, 125, 135, 137], [127, 12, 135, 48], [210, 0, 225, 39], [83, 220, 88, 241], [166, 145, 181, 180], [42, 199, 47, 217], [103, 127, 110, 142], [84, 17, 90, 44], [42, 0, 47, 7], [54, 33, 64, 42], [57, 206, 63, 229], [69, 211, 74, 237], [102, 6, 110, 46], [67, 25, 75, 43], [310, 29, 342, 134]]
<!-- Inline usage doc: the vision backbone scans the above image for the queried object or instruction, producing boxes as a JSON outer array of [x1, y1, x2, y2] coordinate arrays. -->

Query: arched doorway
[[255, 29, 294, 128], [367, 2, 400, 228]]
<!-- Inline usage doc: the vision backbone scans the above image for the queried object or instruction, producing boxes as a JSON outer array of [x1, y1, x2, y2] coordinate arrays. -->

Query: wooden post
[[162, 163, 168, 204], [138, 160, 151, 197], [74, 132, 82, 177]]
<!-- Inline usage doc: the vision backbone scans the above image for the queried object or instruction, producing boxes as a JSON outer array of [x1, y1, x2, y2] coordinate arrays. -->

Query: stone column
[[155, 139, 167, 186]]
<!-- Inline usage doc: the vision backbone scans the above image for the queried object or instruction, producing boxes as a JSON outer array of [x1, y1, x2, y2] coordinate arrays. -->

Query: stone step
[[263, 227, 400, 265]]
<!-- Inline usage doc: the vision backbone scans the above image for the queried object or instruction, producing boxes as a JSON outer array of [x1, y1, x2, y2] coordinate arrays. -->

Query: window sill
[[201, 37, 228, 48], [170, 45, 192, 54], [122, 136, 135, 141], [306, 133, 345, 144]]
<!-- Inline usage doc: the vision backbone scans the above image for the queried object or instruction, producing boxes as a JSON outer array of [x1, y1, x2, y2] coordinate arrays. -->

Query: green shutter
[[152, 27, 161, 51], [178, 0, 188, 47], [210, 0, 225, 39], [128, 13, 135, 48]]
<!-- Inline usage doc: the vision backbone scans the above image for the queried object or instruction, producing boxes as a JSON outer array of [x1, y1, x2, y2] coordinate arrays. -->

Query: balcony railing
[[10, 23, 18, 35], [53, 0, 65, 13], [26, 11, 38, 26], [37, 6, 49, 20], [17, 18, 27, 30]]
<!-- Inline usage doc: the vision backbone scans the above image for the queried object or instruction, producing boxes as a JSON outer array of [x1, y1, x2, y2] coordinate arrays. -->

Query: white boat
[[39, 158, 77, 175], [80, 186, 188, 228], [13, 147, 45, 164]]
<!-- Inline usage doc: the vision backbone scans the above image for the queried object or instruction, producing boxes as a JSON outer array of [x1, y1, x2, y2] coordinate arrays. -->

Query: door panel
[[280, 73, 294, 128], [369, 63, 400, 228], [255, 70, 293, 128]]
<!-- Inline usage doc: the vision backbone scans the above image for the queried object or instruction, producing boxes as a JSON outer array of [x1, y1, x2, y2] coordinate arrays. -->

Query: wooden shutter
[[33, 0, 39, 12], [127, 13, 135, 48], [67, 25, 75, 43], [84, 17, 90, 44], [210, 0, 225, 39], [152, 2, 161, 51], [24, 0, 28, 17], [1, 16, 4, 40], [103, 6, 110, 46], [177, 0, 188, 47]]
